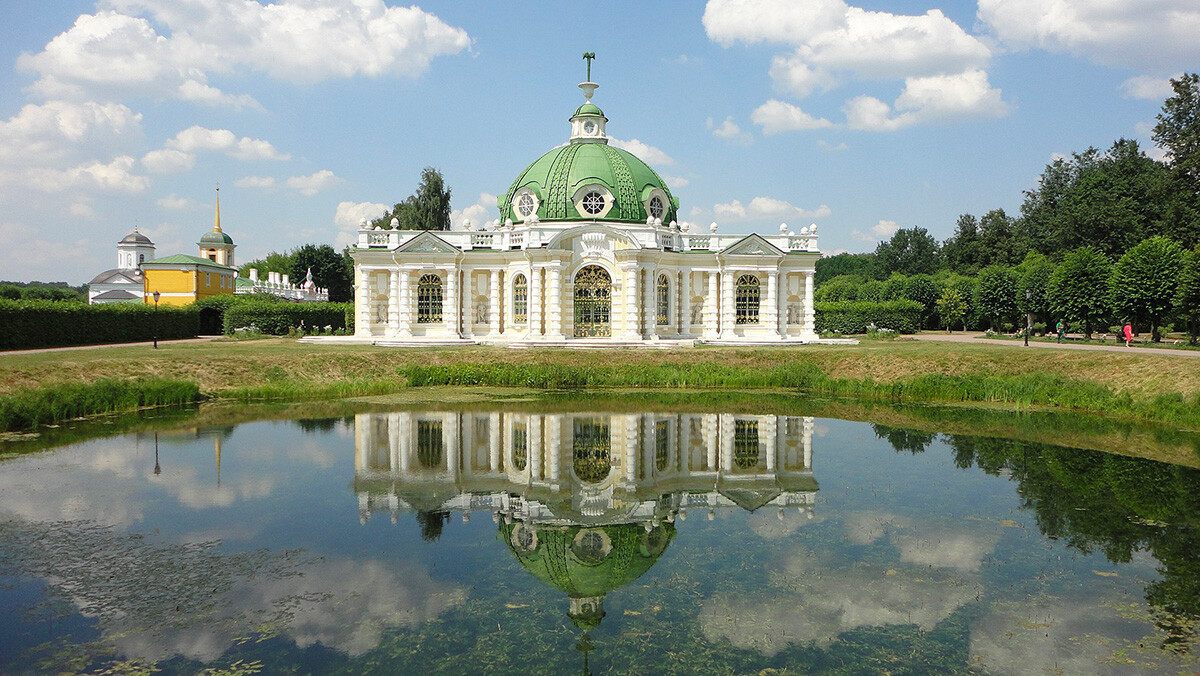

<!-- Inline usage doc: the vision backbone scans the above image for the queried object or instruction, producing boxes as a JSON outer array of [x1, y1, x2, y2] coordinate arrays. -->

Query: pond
[[1, 404, 1198, 674]]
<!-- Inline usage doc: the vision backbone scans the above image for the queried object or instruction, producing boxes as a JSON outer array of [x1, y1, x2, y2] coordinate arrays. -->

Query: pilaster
[[621, 263, 641, 340], [547, 264, 564, 339], [703, 271, 719, 339], [802, 271, 816, 338], [720, 271, 735, 339], [679, 271, 691, 337], [530, 267, 543, 339], [489, 269, 501, 336], [398, 270, 412, 337], [765, 272, 780, 338]]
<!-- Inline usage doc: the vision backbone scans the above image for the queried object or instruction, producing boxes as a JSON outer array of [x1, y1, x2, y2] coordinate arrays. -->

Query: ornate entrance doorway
[[573, 265, 611, 337]]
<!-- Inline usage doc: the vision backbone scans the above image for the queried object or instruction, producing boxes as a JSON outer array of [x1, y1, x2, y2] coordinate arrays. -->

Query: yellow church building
[[143, 188, 237, 306]]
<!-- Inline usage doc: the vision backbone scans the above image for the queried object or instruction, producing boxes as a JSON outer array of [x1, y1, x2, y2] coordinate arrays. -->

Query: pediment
[[721, 234, 784, 257], [396, 231, 459, 254]]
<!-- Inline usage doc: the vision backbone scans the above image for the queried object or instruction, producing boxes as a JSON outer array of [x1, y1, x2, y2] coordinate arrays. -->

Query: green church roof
[[143, 254, 234, 270], [199, 230, 235, 245], [572, 102, 604, 117], [499, 142, 679, 225]]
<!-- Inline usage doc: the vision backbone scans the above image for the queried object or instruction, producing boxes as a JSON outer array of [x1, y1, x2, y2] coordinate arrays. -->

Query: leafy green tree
[[1047, 246, 1113, 338], [1153, 73, 1200, 191], [974, 265, 1018, 331], [936, 287, 968, 333], [815, 252, 877, 284], [1109, 236, 1185, 341], [874, 227, 940, 276], [1015, 251, 1054, 324], [1177, 245, 1200, 344], [290, 244, 354, 303], [813, 275, 861, 302], [858, 279, 885, 302], [978, 208, 1022, 266], [372, 167, 452, 231], [0, 284, 20, 300], [902, 274, 939, 328], [239, 251, 293, 278], [942, 214, 984, 274]]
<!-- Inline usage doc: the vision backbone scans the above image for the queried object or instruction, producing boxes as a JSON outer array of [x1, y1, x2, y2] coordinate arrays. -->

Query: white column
[[445, 412, 460, 476], [354, 415, 369, 469], [529, 266, 543, 338], [489, 412, 501, 472], [802, 271, 816, 338], [622, 263, 640, 340], [397, 270, 412, 337], [547, 414, 561, 484], [389, 413, 401, 472], [444, 268, 460, 337], [719, 414, 734, 473], [489, 270, 501, 337], [679, 271, 690, 337], [703, 271, 719, 339], [803, 417, 814, 470], [530, 415, 543, 481], [624, 414, 639, 482], [765, 272, 780, 338], [764, 416, 777, 472], [720, 271, 735, 339], [778, 272, 789, 338], [398, 413, 411, 473], [643, 269, 656, 338], [547, 264, 564, 339], [358, 271, 373, 336], [464, 271, 475, 339]]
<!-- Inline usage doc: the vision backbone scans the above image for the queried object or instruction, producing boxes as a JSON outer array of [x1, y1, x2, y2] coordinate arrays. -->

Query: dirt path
[[912, 332, 1200, 358], [0, 336, 223, 356]]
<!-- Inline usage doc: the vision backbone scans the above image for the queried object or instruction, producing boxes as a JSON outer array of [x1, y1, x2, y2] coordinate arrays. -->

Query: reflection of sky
[[0, 412, 1187, 672]]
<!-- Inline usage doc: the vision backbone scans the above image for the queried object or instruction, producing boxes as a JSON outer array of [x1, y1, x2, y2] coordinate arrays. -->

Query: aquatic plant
[[0, 378, 200, 431]]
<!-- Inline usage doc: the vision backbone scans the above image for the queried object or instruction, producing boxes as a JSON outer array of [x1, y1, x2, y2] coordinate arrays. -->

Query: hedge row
[[814, 300, 925, 334], [0, 300, 200, 350], [223, 301, 353, 335]]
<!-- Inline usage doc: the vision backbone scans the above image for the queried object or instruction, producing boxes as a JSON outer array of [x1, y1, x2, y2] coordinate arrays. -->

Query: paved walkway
[[912, 332, 1200, 358], [0, 336, 223, 356]]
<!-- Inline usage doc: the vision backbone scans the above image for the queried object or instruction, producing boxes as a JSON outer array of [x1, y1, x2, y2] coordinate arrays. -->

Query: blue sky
[[1, 0, 1196, 284]]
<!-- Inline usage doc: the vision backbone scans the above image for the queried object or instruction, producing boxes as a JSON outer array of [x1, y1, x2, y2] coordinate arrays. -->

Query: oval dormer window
[[517, 193, 535, 218], [583, 120, 596, 134], [648, 195, 664, 220], [582, 190, 606, 216]]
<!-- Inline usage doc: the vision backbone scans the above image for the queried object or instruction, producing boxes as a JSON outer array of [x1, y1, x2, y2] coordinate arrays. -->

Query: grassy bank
[[0, 377, 199, 431], [2, 338, 1200, 432]]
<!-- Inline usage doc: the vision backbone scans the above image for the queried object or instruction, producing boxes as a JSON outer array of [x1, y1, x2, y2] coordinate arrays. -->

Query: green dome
[[502, 521, 674, 600], [199, 230, 234, 245], [499, 142, 679, 225], [573, 102, 604, 117]]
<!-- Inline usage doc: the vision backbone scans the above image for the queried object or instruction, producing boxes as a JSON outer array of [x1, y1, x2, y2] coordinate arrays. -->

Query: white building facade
[[349, 77, 822, 347]]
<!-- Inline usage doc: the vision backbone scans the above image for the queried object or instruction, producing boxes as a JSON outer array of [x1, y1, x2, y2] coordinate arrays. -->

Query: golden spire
[[213, 183, 222, 232], [214, 436, 222, 487]]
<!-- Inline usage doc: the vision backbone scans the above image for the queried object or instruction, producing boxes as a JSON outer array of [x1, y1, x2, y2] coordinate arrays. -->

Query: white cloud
[[852, 219, 899, 242], [707, 116, 753, 144], [751, 100, 833, 134], [156, 194, 196, 210], [166, 126, 289, 161], [0, 100, 143, 167], [141, 148, 195, 173], [662, 174, 690, 189], [610, 138, 674, 166], [286, 170, 342, 196], [1120, 74, 1181, 101], [235, 175, 276, 189], [29, 155, 149, 193], [69, 202, 96, 218], [844, 70, 1007, 131], [450, 192, 497, 231], [713, 196, 831, 222], [817, 140, 847, 151], [978, 0, 1200, 71], [0, 221, 95, 284], [17, 2, 472, 104], [704, 0, 847, 46], [334, 200, 389, 247]]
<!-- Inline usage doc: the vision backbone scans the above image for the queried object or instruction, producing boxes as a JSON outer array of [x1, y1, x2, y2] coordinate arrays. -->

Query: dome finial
[[579, 52, 598, 101]]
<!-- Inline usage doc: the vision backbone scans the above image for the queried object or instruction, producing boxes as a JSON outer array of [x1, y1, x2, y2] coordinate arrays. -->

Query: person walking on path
[[1056, 320, 1065, 343], [1123, 322, 1133, 347]]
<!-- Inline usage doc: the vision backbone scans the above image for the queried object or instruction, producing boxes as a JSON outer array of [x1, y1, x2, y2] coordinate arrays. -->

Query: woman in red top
[[1123, 322, 1133, 347]]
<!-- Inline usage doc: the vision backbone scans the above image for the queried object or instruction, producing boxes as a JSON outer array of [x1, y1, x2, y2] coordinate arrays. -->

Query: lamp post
[[152, 290, 160, 349], [1024, 288, 1032, 347]]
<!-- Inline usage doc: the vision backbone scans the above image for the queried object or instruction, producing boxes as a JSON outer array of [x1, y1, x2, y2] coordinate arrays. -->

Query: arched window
[[655, 420, 669, 471], [513, 273, 528, 324], [417, 274, 443, 324], [573, 418, 610, 483], [735, 274, 760, 324], [734, 420, 761, 470], [512, 423, 528, 471], [656, 274, 670, 326]]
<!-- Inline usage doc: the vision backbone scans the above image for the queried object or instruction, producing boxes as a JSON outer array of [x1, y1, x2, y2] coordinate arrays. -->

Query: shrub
[[814, 300, 924, 334], [223, 301, 353, 335], [0, 300, 200, 350]]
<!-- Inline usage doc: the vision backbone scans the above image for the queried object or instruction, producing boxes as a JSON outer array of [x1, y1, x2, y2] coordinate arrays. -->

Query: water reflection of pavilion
[[353, 412, 818, 525]]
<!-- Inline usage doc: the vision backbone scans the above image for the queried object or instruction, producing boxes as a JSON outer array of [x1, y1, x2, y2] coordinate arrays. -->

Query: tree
[[290, 244, 354, 303], [942, 214, 984, 274], [239, 251, 293, 278], [974, 265, 1018, 331], [874, 227, 940, 276], [1153, 73, 1200, 191], [1047, 246, 1112, 338], [1177, 245, 1200, 344], [936, 287, 968, 333], [978, 208, 1021, 267], [372, 167, 452, 231], [815, 252, 877, 284], [902, 274, 940, 328], [1015, 251, 1055, 325], [1109, 236, 1185, 342]]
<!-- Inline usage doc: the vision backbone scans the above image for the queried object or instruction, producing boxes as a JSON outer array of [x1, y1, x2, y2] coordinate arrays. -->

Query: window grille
[[655, 420, 669, 471], [512, 423, 527, 471], [417, 420, 443, 468], [417, 273, 443, 323], [572, 418, 610, 483], [735, 274, 760, 324], [656, 274, 670, 325], [513, 274, 527, 324], [734, 420, 761, 469]]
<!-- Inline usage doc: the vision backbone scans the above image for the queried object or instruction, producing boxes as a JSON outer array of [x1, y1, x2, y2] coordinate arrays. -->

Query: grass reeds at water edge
[[0, 378, 200, 431]]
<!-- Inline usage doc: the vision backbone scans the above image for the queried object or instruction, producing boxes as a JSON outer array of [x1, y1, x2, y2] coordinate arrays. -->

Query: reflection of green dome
[[501, 521, 674, 629], [199, 230, 234, 245], [499, 144, 679, 226]]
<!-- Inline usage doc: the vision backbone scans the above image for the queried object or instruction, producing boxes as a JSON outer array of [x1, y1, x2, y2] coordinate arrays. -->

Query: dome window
[[513, 189, 539, 222], [648, 196, 665, 220], [517, 194, 536, 217], [582, 191, 606, 215]]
